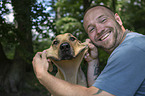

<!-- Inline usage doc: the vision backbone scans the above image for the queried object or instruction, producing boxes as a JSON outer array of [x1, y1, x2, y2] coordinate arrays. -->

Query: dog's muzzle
[[59, 42, 73, 60]]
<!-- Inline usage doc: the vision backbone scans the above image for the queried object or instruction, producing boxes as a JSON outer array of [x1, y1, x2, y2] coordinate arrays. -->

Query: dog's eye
[[53, 41, 59, 45], [70, 37, 76, 41]]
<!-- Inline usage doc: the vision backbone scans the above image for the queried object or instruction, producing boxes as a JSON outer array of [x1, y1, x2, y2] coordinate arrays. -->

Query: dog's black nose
[[60, 42, 73, 60], [60, 42, 70, 51]]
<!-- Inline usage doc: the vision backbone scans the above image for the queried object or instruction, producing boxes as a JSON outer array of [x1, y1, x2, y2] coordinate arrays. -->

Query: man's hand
[[32, 50, 49, 78], [84, 39, 98, 63], [84, 39, 99, 86]]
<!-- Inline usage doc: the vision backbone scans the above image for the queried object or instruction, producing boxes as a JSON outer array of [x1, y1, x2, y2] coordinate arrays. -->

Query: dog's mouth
[[59, 42, 74, 60]]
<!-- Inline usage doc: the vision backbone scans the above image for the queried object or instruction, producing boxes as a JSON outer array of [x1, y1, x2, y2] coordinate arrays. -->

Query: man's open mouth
[[98, 30, 111, 41]]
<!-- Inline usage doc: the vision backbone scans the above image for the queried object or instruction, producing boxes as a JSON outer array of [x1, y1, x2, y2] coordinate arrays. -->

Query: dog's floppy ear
[[74, 40, 89, 57]]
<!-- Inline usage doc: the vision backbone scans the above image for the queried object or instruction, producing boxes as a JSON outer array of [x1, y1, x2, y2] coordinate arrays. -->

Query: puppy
[[46, 33, 88, 86]]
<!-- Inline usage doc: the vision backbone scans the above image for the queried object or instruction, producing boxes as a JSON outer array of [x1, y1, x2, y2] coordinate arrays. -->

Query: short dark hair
[[84, 5, 115, 17]]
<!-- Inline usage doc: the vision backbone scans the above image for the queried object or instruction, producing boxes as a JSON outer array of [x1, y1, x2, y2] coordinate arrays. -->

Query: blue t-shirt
[[93, 32, 145, 96]]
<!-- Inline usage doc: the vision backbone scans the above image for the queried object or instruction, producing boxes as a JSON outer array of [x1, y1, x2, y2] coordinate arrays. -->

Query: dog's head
[[45, 33, 88, 85], [46, 33, 88, 61]]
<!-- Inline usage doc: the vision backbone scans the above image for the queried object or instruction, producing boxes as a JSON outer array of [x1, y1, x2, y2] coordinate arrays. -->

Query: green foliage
[[33, 38, 52, 53], [0, 0, 16, 43], [118, 0, 145, 35], [51, 0, 90, 41], [54, 0, 84, 20], [1, 42, 15, 59], [0, 0, 17, 61], [31, 1, 55, 39], [55, 16, 88, 41], [56, 17, 82, 33]]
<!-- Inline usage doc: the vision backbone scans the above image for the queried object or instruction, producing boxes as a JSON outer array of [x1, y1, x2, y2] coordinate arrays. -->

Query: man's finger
[[35, 52, 42, 58], [33, 52, 42, 62], [88, 43, 95, 49], [85, 39, 91, 43], [84, 54, 93, 62], [42, 50, 47, 60]]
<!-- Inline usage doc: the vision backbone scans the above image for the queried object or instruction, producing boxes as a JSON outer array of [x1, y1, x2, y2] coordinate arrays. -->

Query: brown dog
[[46, 33, 88, 87]]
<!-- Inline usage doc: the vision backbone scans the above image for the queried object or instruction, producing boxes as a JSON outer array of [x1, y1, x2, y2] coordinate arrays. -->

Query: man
[[32, 5, 145, 96]]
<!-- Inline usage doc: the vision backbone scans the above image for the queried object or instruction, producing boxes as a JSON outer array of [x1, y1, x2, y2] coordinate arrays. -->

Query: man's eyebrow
[[87, 15, 105, 29], [98, 15, 104, 18], [87, 24, 91, 29]]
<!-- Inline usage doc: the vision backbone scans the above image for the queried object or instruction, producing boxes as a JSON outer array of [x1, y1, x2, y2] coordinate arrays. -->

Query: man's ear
[[115, 13, 123, 26]]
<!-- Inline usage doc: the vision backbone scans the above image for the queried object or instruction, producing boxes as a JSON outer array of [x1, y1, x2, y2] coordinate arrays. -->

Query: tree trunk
[[112, 0, 117, 12], [0, 0, 33, 93], [83, 0, 92, 12]]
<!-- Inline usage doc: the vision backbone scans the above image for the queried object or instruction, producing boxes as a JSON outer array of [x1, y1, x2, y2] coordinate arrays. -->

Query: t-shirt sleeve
[[93, 44, 145, 96]]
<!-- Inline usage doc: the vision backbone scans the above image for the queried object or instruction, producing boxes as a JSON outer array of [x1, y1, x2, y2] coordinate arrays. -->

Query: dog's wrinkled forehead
[[52, 33, 78, 46]]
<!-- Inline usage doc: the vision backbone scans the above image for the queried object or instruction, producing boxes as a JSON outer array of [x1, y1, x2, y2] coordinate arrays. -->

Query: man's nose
[[95, 23, 105, 35]]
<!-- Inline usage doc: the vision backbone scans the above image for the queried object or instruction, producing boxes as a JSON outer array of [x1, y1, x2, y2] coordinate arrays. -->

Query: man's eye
[[70, 37, 76, 41], [53, 41, 59, 45], [89, 27, 95, 32], [101, 18, 107, 23]]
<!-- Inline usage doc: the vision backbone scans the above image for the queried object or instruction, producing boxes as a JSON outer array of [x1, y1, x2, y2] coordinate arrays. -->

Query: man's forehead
[[84, 6, 115, 21], [86, 6, 112, 16], [83, 7, 105, 25]]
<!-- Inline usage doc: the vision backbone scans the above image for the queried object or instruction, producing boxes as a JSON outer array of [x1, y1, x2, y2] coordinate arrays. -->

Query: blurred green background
[[0, 0, 145, 95]]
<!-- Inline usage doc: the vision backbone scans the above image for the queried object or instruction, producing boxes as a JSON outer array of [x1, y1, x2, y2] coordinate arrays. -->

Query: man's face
[[83, 7, 123, 52]]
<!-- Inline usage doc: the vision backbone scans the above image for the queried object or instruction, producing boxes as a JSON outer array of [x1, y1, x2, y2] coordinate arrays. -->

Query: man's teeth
[[101, 33, 110, 41]]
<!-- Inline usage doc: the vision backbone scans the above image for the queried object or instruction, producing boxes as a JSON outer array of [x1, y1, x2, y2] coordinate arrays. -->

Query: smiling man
[[83, 5, 145, 95], [32, 5, 145, 96], [83, 6, 126, 53]]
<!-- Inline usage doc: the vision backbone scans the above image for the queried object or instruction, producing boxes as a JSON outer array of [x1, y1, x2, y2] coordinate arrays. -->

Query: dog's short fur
[[46, 33, 88, 87]]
